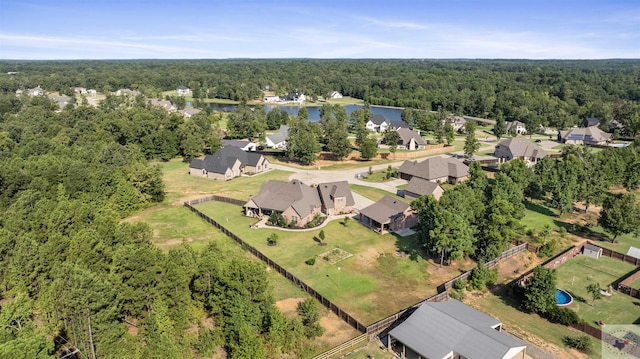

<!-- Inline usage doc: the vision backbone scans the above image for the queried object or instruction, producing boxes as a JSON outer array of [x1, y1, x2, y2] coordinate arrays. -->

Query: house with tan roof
[[189, 145, 268, 181], [494, 137, 547, 164], [147, 98, 176, 112], [358, 195, 416, 233], [388, 299, 526, 359], [178, 108, 201, 118], [404, 177, 444, 201], [559, 126, 612, 146], [398, 157, 469, 184]]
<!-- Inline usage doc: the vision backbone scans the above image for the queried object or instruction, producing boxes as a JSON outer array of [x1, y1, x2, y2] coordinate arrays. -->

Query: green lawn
[[159, 159, 292, 202], [521, 200, 563, 233], [579, 224, 640, 254], [555, 256, 640, 326], [630, 276, 640, 290], [469, 287, 601, 359], [349, 184, 410, 204], [360, 169, 399, 183], [193, 201, 471, 324]]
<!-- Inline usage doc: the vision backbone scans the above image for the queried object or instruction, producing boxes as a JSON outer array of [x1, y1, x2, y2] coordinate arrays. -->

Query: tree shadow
[[566, 290, 586, 304], [525, 201, 557, 217], [552, 219, 611, 242], [392, 233, 427, 262]]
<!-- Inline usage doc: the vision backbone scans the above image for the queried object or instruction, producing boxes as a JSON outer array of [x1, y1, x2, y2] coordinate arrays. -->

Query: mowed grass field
[[193, 200, 474, 324], [160, 159, 293, 203], [554, 255, 640, 326]]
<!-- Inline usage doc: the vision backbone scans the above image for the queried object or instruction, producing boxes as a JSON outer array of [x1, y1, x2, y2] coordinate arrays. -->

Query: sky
[[0, 0, 639, 60]]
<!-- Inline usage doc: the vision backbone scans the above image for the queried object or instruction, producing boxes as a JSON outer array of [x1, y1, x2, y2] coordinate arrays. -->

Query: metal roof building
[[388, 299, 526, 359]]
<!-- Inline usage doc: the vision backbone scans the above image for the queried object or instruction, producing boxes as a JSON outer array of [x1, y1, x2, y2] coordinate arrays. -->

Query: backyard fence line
[[183, 200, 368, 334], [595, 242, 640, 267], [310, 333, 368, 359], [618, 267, 640, 299], [186, 195, 245, 206]]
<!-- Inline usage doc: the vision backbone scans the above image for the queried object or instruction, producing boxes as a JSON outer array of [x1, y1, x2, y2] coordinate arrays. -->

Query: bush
[[538, 239, 557, 258], [267, 233, 279, 246], [547, 306, 580, 325], [559, 226, 567, 238], [453, 278, 466, 291], [305, 258, 316, 266], [563, 335, 591, 351], [449, 289, 465, 301]]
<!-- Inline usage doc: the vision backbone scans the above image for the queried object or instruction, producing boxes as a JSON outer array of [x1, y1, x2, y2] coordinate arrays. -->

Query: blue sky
[[1, 0, 638, 59]]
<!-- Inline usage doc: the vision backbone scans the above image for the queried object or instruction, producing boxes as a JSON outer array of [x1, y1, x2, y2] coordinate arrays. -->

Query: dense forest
[[0, 96, 321, 358], [1, 59, 639, 358], [1, 59, 639, 135]]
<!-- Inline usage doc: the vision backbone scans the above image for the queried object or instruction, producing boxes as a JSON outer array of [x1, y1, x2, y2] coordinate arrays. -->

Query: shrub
[[559, 226, 567, 238], [547, 307, 580, 325], [269, 212, 286, 227], [563, 335, 591, 351], [449, 289, 465, 301], [267, 233, 279, 246], [538, 239, 557, 258], [305, 258, 316, 266], [453, 278, 466, 291]]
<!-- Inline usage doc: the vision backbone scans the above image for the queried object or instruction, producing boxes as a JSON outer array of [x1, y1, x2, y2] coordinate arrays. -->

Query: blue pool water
[[555, 289, 573, 306]]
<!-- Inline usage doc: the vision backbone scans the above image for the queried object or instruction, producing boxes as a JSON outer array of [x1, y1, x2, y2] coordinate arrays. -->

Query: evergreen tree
[[463, 120, 480, 158]]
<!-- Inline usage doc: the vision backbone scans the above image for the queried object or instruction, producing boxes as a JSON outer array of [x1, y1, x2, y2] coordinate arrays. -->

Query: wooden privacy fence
[[183, 200, 367, 333], [597, 244, 640, 266], [310, 334, 368, 359], [187, 195, 245, 206]]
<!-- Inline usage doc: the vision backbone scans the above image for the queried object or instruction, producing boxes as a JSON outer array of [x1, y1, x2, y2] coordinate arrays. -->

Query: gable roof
[[389, 299, 526, 359], [267, 125, 289, 145], [390, 120, 413, 130], [317, 181, 355, 208], [560, 126, 611, 143], [370, 114, 390, 126], [405, 177, 442, 197], [177, 85, 189, 90], [190, 146, 264, 174], [505, 120, 526, 132], [585, 117, 600, 127], [359, 195, 410, 225], [397, 128, 426, 146], [248, 180, 321, 218], [398, 157, 469, 181], [495, 137, 547, 159], [222, 139, 255, 150]]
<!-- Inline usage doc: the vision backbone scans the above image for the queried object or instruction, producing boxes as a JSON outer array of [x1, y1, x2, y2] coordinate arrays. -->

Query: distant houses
[[398, 157, 469, 184], [328, 91, 343, 99], [263, 92, 306, 104], [176, 86, 190, 96], [494, 137, 547, 164], [178, 108, 201, 118], [189, 146, 269, 181], [366, 114, 391, 133], [358, 195, 416, 233], [48, 95, 71, 111], [244, 180, 354, 227], [115, 88, 140, 97], [26, 86, 45, 97], [222, 139, 257, 152], [147, 98, 176, 112], [506, 121, 527, 135]]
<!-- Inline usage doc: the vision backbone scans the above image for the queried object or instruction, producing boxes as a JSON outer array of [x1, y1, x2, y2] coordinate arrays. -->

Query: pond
[[206, 103, 404, 122]]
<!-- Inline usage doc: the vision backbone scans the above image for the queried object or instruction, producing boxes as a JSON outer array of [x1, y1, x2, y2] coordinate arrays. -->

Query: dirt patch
[[354, 247, 381, 268], [495, 251, 540, 283], [275, 297, 304, 319], [316, 310, 362, 348]]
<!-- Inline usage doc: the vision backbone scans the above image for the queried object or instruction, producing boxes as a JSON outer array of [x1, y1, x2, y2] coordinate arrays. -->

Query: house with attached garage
[[244, 179, 355, 227], [388, 299, 526, 359], [366, 114, 391, 133], [559, 126, 612, 146], [358, 195, 416, 233], [494, 137, 547, 164], [189, 145, 268, 181], [398, 157, 469, 184]]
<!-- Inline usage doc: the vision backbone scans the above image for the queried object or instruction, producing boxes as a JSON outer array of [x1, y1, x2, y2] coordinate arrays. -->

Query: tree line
[[0, 96, 321, 357], [1, 59, 639, 136]]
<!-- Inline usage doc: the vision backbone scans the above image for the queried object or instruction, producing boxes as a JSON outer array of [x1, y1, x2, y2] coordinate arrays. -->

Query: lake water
[[205, 103, 404, 122]]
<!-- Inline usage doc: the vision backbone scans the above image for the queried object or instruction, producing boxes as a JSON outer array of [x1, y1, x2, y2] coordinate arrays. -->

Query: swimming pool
[[556, 288, 573, 306]]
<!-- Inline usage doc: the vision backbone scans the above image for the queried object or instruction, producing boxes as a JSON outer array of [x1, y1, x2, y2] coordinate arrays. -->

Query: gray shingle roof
[[370, 114, 390, 126], [317, 181, 355, 208], [405, 177, 441, 197], [190, 146, 264, 174], [249, 180, 321, 218], [359, 195, 409, 225], [390, 299, 526, 359], [399, 157, 469, 181], [495, 137, 547, 159], [390, 121, 412, 130], [267, 125, 289, 145], [397, 128, 426, 146]]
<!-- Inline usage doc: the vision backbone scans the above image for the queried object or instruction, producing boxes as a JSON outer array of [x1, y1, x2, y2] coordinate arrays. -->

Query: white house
[[506, 121, 527, 135], [264, 96, 281, 103], [178, 108, 201, 118], [266, 125, 289, 149], [328, 91, 343, 99], [27, 86, 45, 96], [366, 114, 391, 133], [176, 86, 190, 96]]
